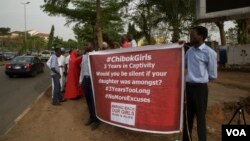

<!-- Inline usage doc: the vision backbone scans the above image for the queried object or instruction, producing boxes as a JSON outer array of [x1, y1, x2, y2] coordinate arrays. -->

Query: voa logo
[[226, 129, 246, 136]]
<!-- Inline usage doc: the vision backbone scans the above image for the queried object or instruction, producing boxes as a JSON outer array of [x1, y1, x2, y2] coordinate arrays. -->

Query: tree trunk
[[96, 0, 103, 50], [171, 26, 180, 43], [146, 3, 151, 45], [215, 21, 226, 46]]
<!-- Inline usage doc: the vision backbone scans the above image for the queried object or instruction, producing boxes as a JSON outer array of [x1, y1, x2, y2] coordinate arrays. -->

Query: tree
[[73, 24, 94, 44], [73, 20, 124, 48], [102, 21, 124, 45], [127, 23, 142, 41], [53, 36, 63, 48], [148, 0, 196, 42], [96, 0, 103, 48], [128, 0, 195, 44], [0, 27, 11, 35], [27, 36, 47, 53], [47, 25, 54, 50], [42, 0, 129, 49], [236, 19, 250, 44], [225, 27, 238, 45], [130, 0, 156, 45], [66, 39, 78, 49]]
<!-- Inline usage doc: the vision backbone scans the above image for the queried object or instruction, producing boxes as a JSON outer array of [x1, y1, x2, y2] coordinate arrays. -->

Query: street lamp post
[[21, 1, 30, 54]]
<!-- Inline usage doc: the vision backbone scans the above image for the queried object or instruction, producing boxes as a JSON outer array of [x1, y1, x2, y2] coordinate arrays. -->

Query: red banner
[[89, 44, 184, 134]]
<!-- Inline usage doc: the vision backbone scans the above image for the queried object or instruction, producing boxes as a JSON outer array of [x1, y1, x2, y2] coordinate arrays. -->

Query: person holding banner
[[183, 26, 217, 141], [79, 43, 100, 130]]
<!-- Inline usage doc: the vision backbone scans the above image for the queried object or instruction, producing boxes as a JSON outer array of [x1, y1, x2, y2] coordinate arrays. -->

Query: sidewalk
[[1, 88, 179, 141], [0, 62, 4, 66], [1, 71, 250, 141], [0, 61, 8, 66]]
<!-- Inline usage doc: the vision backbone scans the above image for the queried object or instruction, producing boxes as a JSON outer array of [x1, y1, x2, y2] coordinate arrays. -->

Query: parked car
[[3, 52, 16, 60], [5, 56, 44, 78], [39, 50, 54, 62], [31, 52, 39, 56]]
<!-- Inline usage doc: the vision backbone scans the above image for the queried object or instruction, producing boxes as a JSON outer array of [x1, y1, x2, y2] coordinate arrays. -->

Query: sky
[[0, 0, 236, 43], [0, 0, 75, 41]]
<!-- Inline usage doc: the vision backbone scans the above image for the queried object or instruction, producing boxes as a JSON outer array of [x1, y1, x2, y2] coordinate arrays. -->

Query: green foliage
[[73, 24, 95, 43], [0, 32, 47, 54], [0, 27, 11, 35], [41, 0, 197, 46], [225, 27, 238, 45], [127, 23, 142, 41], [26, 36, 47, 53], [141, 37, 156, 46], [150, 0, 195, 42], [49, 36, 78, 50], [236, 19, 250, 44], [41, 0, 128, 46], [130, 0, 195, 43], [66, 39, 78, 49], [102, 20, 125, 42], [130, 0, 156, 45], [73, 21, 124, 47], [52, 36, 63, 48]]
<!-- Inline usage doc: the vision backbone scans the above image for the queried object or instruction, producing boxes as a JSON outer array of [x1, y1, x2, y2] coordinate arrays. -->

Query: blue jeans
[[52, 74, 62, 103], [82, 77, 99, 123]]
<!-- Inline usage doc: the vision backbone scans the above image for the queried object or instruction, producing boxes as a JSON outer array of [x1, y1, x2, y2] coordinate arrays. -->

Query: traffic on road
[[0, 64, 51, 137]]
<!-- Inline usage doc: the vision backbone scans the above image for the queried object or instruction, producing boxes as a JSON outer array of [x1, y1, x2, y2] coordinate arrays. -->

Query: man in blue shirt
[[50, 48, 62, 106], [183, 26, 217, 141]]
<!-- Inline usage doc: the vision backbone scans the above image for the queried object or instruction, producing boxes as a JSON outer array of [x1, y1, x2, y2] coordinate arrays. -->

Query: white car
[[39, 50, 54, 61]]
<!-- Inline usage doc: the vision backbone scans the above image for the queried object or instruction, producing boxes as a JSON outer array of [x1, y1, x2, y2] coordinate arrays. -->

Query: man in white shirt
[[79, 43, 100, 130], [183, 26, 217, 141], [49, 48, 62, 105], [128, 34, 137, 47], [58, 48, 66, 93]]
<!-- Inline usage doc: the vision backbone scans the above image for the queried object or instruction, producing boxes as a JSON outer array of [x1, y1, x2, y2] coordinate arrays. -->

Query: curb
[[0, 61, 9, 66], [1, 85, 52, 139], [0, 61, 5, 66]]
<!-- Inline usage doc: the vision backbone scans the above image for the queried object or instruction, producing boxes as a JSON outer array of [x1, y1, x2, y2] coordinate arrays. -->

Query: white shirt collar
[[197, 43, 206, 50]]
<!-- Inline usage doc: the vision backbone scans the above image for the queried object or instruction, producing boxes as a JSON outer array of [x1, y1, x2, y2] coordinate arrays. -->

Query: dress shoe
[[85, 119, 94, 126], [91, 122, 100, 130]]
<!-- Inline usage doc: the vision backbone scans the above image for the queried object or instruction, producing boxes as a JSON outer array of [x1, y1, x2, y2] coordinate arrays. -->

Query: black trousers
[[82, 76, 99, 123], [183, 83, 208, 141]]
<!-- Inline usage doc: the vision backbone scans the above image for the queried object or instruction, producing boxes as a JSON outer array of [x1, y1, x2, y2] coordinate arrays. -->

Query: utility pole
[[21, 1, 30, 54]]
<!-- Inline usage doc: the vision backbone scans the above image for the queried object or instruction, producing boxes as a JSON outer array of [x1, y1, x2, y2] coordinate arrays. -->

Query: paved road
[[0, 66, 51, 137]]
